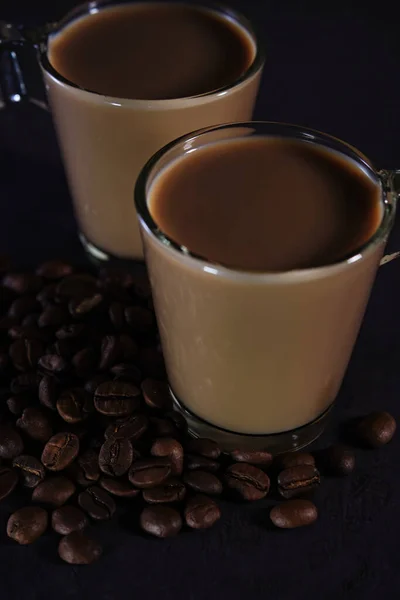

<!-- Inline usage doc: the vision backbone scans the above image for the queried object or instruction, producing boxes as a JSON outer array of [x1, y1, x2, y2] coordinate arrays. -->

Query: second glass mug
[[0, 0, 264, 262], [135, 122, 399, 453]]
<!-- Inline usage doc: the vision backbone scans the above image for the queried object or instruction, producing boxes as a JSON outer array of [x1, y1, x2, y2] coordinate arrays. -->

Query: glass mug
[[135, 122, 399, 453], [0, 1, 264, 262]]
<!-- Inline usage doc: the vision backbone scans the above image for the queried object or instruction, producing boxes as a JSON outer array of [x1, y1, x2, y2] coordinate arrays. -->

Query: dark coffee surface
[[2, 0, 400, 598], [48, 3, 254, 100], [150, 138, 381, 271]]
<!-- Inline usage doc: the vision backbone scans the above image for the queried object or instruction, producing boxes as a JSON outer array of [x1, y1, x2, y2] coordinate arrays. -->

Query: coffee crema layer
[[48, 3, 255, 100], [149, 137, 382, 272]]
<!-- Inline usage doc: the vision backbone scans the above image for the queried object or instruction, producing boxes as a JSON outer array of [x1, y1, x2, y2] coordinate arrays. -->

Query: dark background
[[1, 1, 400, 598]]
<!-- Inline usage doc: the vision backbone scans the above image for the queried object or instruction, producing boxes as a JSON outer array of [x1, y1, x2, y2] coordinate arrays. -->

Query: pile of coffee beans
[[0, 259, 396, 564]]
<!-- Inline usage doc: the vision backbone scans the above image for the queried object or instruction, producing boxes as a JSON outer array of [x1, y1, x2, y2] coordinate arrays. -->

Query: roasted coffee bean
[[84, 373, 109, 395], [13, 455, 45, 488], [78, 486, 116, 520], [42, 432, 80, 471], [36, 260, 74, 280], [270, 499, 318, 529], [277, 465, 321, 499], [57, 388, 93, 423], [56, 274, 97, 300], [183, 471, 222, 495], [98, 266, 136, 289], [140, 505, 182, 538], [142, 378, 171, 410], [36, 283, 58, 306], [185, 494, 221, 530], [39, 375, 58, 410], [7, 393, 33, 416], [103, 271, 131, 295], [99, 477, 140, 498], [128, 457, 171, 489], [7, 506, 48, 544], [38, 305, 68, 328], [104, 413, 148, 441], [111, 363, 142, 384], [224, 463, 270, 501], [0, 466, 18, 500], [8, 296, 41, 321], [52, 505, 88, 535], [319, 445, 355, 476], [0, 424, 24, 459], [69, 293, 103, 318], [20, 307, 41, 325], [32, 476, 76, 507], [151, 438, 183, 476], [150, 417, 179, 438], [276, 452, 316, 470], [119, 334, 138, 362], [71, 347, 95, 379], [9, 338, 43, 371], [54, 339, 79, 360], [66, 462, 93, 488], [142, 478, 186, 504], [94, 381, 140, 416], [230, 449, 273, 466], [55, 323, 85, 340], [21, 313, 40, 327], [99, 438, 133, 476], [186, 438, 221, 459], [108, 302, 125, 330], [100, 266, 130, 287], [10, 372, 40, 394], [58, 531, 102, 565], [125, 306, 153, 332], [185, 454, 220, 473], [356, 411, 397, 448], [77, 450, 100, 482], [99, 335, 123, 370], [38, 354, 68, 374], [16, 407, 53, 442], [3, 273, 43, 295], [7, 324, 30, 344]]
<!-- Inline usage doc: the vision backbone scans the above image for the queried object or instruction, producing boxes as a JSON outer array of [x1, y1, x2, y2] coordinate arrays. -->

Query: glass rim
[[134, 121, 395, 282], [39, 0, 265, 104]]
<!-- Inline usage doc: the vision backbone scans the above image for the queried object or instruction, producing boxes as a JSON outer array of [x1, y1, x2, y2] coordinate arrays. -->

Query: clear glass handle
[[379, 169, 400, 266], [0, 21, 53, 109], [0, 22, 28, 105]]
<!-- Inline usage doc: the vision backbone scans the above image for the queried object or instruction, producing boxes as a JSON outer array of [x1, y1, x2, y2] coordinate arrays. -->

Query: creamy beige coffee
[[44, 2, 262, 259], [140, 133, 385, 436]]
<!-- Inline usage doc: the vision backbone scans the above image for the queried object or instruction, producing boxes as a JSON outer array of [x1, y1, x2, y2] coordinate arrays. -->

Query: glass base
[[170, 387, 333, 453], [79, 233, 145, 269]]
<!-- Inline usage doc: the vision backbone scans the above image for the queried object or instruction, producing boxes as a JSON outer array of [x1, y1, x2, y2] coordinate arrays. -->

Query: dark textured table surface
[[1, 1, 400, 598]]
